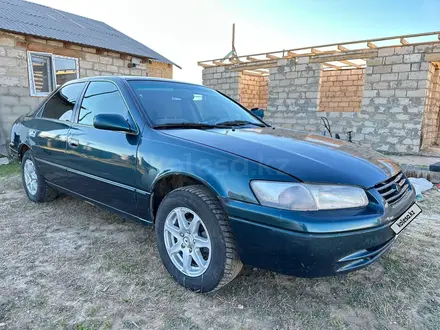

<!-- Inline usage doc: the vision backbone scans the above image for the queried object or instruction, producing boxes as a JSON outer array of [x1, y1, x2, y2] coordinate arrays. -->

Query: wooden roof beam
[[311, 48, 323, 54], [199, 63, 216, 68], [338, 45, 349, 52], [266, 54, 280, 60], [213, 60, 224, 66], [255, 68, 270, 73], [323, 63, 342, 70], [400, 38, 409, 45], [339, 60, 362, 68], [247, 56, 260, 61], [242, 70, 265, 76]]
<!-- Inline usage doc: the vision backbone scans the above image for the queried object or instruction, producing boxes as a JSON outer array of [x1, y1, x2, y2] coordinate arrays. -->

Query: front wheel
[[155, 185, 242, 293]]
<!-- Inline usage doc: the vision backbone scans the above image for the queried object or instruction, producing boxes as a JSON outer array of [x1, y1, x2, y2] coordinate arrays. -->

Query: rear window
[[40, 83, 86, 121]]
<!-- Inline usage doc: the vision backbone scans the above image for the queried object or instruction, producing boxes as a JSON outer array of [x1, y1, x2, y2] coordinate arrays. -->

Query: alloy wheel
[[163, 207, 212, 277], [24, 159, 38, 195]]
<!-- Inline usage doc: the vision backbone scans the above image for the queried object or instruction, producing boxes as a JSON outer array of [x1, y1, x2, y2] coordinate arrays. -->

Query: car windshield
[[128, 80, 264, 127]]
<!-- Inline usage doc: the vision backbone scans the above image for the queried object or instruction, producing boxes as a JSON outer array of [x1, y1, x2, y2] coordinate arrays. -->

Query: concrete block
[[297, 57, 309, 64], [385, 55, 403, 64], [372, 82, 389, 89], [293, 78, 307, 85], [394, 46, 414, 54], [411, 63, 420, 71], [381, 73, 398, 81], [0, 37, 15, 47], [367, 57, 384, 66], [0, 57, 17, 67], [398, 72, 409, 80], [6, 48, 25, 58], [277, 59, 288, 66], [363, 90, 378, 97], [378, 48, 394, 57], [396, 114, 410, 120], [366, 74, 381, 82], [379, 90, 395, 97], [390, 107, 403, 113], [106, 65, 118, 73], [392, 64, 410, 72], [113, 58, 124, 67], [99, 56, 113, 65], [403, 53, 422, 63], [0, 95, 19, 106], [395, 89, 407, 97], [373, 66, 391, 74], [0, 76, 20, 86], [84, 53, 99, 62], [409, 71, 427, 80], [406, 89, 427, 97]]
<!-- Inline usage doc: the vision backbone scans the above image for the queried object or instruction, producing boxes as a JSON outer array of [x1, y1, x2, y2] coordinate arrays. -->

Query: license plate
[[391, 203, 422, 234]]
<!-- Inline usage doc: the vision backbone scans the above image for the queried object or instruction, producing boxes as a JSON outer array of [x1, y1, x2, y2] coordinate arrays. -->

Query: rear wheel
[[155, 185, 242, 293], [21, 150, 58, 203]]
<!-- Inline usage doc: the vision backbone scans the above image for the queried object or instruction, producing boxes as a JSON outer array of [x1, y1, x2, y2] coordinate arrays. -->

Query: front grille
[[375, 172, 410, 205]]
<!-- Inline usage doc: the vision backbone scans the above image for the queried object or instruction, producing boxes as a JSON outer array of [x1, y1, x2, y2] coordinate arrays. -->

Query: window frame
[[73, 79, 139, 134], [27, 51, 79, 97]]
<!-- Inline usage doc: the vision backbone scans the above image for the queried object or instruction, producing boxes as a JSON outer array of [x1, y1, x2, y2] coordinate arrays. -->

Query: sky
[[28, 0, 440, 84]]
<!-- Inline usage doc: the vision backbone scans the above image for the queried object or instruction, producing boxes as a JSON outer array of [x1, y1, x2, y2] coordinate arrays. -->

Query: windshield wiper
[[215, 120, 266, 127], [152, 122, 229, 129]]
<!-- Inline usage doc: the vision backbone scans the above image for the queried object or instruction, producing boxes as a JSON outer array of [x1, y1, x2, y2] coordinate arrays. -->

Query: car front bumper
[[222, 189, 416, 277]]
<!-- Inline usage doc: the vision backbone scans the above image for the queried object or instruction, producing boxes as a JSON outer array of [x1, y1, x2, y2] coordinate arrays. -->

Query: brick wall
[[319, 69, 364, 112], [261, 47, 433, 154], [422, 64, 440, 148], [0, 31, 173, 154], [202, 66, 240, 101], [239, 74, 269, 109], [146, 60, 173, 79]]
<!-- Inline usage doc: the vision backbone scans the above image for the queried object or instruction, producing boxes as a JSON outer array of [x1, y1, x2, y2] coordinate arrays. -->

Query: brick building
[[199, 32, 440, 155], [0, 0, 179, 154]]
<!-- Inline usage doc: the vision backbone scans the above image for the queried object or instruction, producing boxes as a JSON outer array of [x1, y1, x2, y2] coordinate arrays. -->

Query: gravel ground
[[1, 169, 440, 330]]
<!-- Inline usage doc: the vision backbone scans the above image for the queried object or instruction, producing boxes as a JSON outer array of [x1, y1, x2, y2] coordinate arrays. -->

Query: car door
[[64, 80, 139, 215], [32, 82, 87, 186]]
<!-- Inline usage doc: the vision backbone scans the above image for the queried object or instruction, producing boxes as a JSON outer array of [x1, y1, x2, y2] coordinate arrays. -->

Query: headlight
[[250, 181, 369, 211]]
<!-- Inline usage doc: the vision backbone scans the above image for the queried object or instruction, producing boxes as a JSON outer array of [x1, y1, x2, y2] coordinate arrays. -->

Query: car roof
[[64, 76, 204, 88]]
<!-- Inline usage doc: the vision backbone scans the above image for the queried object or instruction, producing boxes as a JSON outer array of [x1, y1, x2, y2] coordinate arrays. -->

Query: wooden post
[[232, 23, 235, 52]]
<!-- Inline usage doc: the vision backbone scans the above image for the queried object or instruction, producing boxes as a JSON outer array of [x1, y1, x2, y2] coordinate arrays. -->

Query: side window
[[78, 82, 128, 126], [40, 83, 86, 121]]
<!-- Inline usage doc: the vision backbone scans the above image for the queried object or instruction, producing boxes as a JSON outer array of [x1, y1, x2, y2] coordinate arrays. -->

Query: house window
[[28, 52, 79, 96]]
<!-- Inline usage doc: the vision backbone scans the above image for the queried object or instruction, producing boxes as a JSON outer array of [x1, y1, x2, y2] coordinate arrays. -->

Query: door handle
[[68, 138, 79, 148]]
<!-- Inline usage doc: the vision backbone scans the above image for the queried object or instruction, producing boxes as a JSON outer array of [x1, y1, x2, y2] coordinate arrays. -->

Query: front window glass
[[78, 81, 129, 126], [128, 80, 262, 126]]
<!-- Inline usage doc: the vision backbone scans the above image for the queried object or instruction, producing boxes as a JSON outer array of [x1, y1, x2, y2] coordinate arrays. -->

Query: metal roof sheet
[[0, 0, 180, 67]]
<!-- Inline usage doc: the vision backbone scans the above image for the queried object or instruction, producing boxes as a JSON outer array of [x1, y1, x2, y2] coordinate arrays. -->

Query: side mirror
[[93, 114, 137, 134], [251, 108, 264, 119]]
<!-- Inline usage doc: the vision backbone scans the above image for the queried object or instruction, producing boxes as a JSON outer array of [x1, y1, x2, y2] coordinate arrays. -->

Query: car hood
[[161, 127, 400, 188]]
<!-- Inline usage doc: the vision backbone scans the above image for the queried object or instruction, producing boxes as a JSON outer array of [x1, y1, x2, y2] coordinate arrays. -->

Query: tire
[[155, 185, 242, 293], [21, 150, 58, 203]]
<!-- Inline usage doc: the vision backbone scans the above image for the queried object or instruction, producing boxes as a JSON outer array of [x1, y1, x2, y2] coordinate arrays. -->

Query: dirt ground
[[1, 167, 440, 330]]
